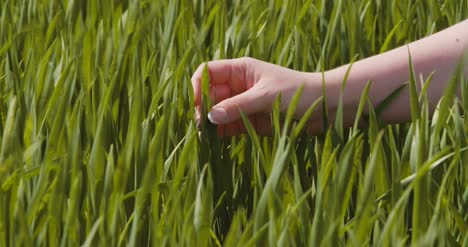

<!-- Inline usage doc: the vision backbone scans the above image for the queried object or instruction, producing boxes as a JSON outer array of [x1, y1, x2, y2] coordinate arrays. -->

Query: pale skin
[[192, 19, 468, 136]]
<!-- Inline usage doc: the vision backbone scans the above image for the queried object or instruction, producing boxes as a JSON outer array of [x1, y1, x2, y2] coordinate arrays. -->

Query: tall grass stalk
[[0, 0, 466, 246]]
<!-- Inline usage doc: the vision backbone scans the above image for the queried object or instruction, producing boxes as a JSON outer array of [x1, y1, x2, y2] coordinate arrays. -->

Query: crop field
[[0, 0, 467, 246]]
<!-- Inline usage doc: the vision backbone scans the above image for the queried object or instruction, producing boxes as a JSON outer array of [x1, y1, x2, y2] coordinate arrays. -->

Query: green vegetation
[[0, 0, 467, 246]]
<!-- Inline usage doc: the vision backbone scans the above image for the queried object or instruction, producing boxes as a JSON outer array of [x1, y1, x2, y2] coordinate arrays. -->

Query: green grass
[[0, 0, 467, 246]]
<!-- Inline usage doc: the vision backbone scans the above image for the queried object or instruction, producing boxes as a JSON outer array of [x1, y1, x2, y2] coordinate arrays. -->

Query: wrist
[[299, 71, 340, 120], [305, 69, 361, 126], [304, 71, 342, 112]]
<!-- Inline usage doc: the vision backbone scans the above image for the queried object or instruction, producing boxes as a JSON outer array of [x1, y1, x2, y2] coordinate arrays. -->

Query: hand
[[191, 57, 328, 136]]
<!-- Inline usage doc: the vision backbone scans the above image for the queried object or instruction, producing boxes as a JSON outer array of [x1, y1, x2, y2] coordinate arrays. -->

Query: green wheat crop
[[0, 0, 467, 246]]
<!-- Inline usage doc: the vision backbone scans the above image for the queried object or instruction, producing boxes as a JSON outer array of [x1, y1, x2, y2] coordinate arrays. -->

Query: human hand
[[192, 21, 468, 137], [191, 57, 331, 136]]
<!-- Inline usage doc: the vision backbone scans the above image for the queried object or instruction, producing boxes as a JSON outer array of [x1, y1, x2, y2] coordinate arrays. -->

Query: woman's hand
[[191, 57, 330, 136], [191, 20, 467, 137]]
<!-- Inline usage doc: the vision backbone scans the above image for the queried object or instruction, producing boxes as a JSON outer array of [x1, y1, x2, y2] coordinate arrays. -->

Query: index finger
[[191, 57, 251, 106]]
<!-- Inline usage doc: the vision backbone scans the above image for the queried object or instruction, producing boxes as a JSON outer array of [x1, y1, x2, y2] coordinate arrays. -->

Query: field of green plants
[[0, 0, 467, 246]]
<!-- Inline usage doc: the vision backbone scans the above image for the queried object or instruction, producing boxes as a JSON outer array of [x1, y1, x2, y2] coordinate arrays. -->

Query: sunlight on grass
[[0, 0, 466, 246]]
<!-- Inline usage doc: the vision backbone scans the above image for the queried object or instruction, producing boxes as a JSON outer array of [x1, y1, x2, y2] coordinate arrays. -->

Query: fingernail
[[208, 107, 227, 124]]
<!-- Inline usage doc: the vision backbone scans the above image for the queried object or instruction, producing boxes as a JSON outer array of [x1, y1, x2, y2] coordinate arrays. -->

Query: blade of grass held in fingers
[[201, 63, 211, 121], [1, 1, 467, 245], [200, 62, 217, 143]]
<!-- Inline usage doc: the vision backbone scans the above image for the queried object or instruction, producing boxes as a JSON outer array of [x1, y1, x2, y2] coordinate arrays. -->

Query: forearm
[[322, 19, 468, 125]]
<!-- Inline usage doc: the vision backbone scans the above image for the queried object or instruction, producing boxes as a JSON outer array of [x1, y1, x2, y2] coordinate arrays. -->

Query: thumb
[[208, 89, 269, 125]]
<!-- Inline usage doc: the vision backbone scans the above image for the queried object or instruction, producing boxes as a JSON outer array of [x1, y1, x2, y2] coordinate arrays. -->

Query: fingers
[[216, 114, 272, 137], [191, 57, 252, 106], [306, 121, 325, 136], [208, 87, 271, 125], [195, 84, 231, 122], [215, 115, 325, 137], [199, 112, 326, 138], [210, 84, 231, 105]]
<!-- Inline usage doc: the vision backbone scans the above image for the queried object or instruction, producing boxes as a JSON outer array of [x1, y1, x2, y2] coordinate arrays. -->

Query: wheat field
[[0, 0, 467, 246]]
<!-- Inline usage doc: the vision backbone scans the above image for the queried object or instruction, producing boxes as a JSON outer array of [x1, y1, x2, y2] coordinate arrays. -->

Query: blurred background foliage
[[0, 0, 467, 246]]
